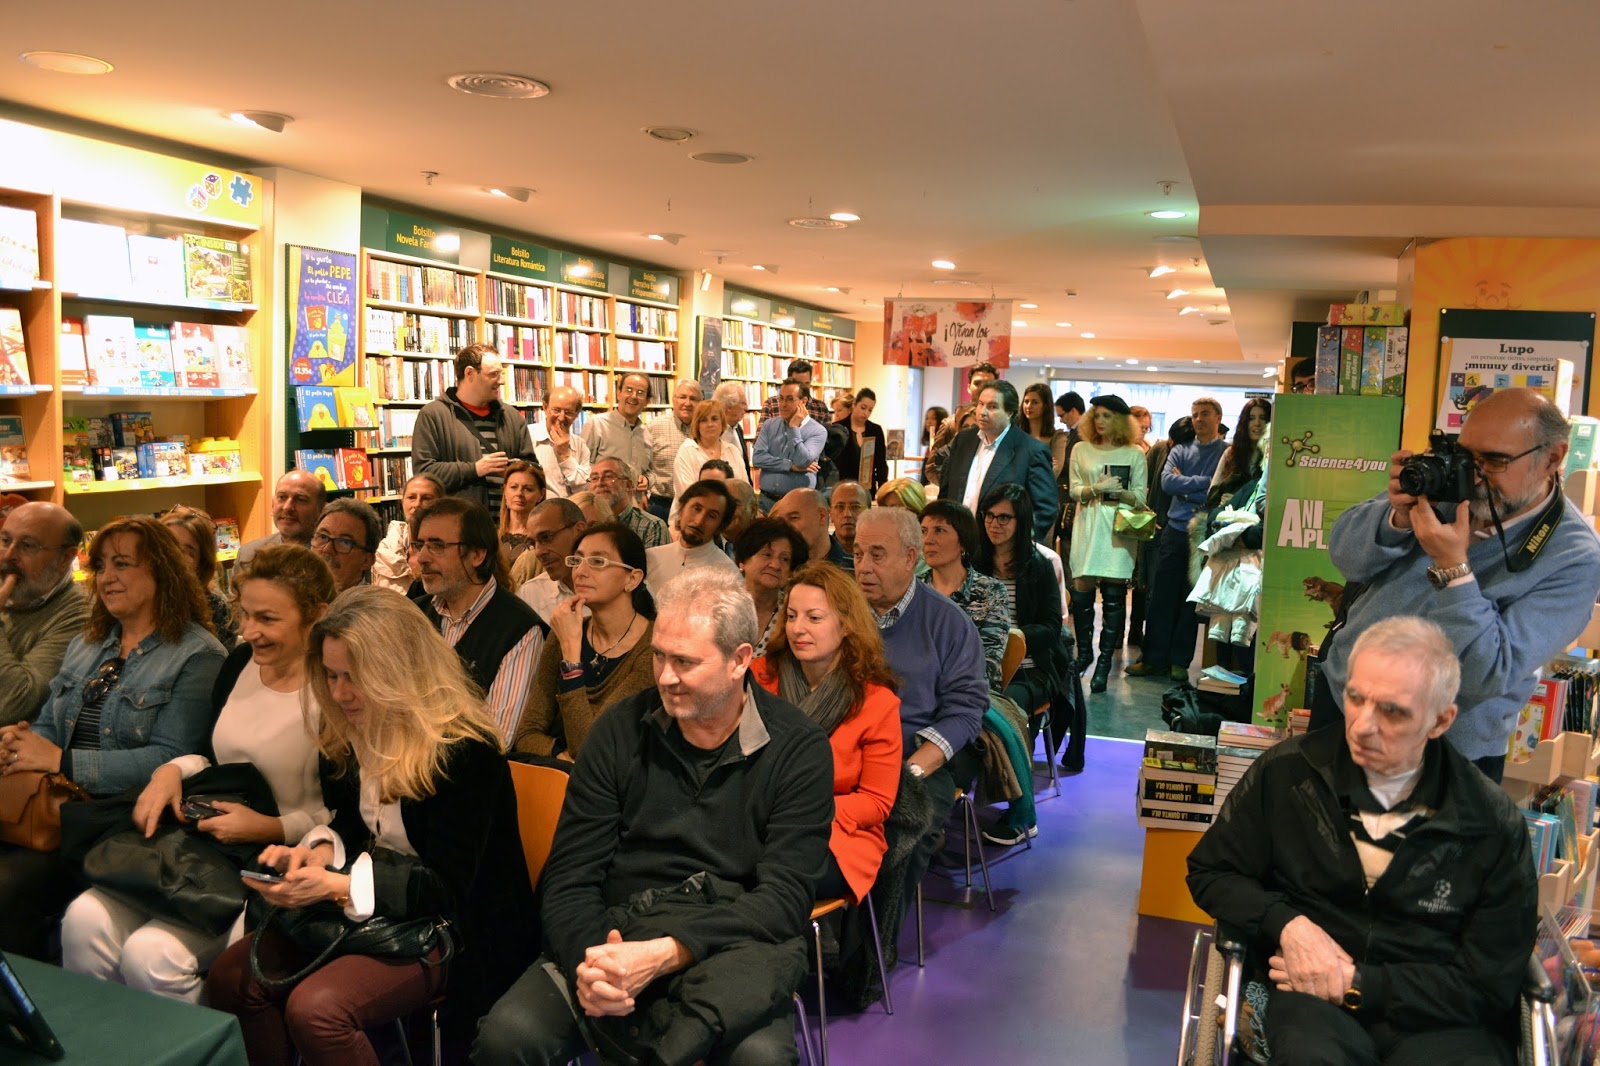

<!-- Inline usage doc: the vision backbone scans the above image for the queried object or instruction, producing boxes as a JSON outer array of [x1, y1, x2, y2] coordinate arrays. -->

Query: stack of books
[[1138, 729, 1218, 832], [1197, 664, 1247, 696], [1214, 721, 1286, 810], [1288, 708, 1311, 737]]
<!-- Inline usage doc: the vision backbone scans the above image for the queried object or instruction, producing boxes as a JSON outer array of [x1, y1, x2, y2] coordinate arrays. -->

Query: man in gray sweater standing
[[1317, 388, 1600, 781], [412, 342, 538, 515]]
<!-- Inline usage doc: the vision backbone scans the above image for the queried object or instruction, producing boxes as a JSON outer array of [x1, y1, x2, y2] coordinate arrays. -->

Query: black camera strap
[[1484, 480, 1564, 574]]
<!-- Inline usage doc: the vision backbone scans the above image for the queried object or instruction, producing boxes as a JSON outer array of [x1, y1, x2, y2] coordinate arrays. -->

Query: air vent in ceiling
[[446, 73, 551, 99]]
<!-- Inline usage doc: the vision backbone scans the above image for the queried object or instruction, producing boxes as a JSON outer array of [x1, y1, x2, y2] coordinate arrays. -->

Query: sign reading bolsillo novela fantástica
[[1253, 394, 1401, 728]]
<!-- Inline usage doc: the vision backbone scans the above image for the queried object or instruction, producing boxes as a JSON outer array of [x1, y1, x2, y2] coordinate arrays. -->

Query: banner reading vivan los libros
[[1253, 395, 1401, 728], [882, 299, 1012, 367]]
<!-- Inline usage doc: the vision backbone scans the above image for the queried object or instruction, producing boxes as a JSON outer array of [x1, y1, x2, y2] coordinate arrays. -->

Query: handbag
[[248, 902, 457, 992], [1113, 503, 1159, 543], [82, 825, 252, 936], [0, 771, 89, 851]]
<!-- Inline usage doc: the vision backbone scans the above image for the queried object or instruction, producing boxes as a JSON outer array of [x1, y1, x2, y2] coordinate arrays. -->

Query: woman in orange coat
[[750, 563, 901, 903]]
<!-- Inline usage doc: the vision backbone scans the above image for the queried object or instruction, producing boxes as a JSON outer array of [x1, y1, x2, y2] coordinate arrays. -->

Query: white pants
[[60, 887, 244, 1003]]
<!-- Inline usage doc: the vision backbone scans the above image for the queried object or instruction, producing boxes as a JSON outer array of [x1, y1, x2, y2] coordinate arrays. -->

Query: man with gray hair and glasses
[[0, 502, 88, 724], [1312, 387, 1600, 783], [586, 456, 669, 549], [1190, 616, 1536, 1064]]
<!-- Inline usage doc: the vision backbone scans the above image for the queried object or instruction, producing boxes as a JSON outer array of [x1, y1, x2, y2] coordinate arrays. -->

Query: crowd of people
[[0, 342, 1594, 1065]]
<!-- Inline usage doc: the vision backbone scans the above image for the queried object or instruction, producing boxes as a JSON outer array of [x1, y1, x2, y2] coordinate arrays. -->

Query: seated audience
[[0, 501, 89, 724], [773, 487, 851, 569], [875, 477, 926, 515], [751, 563, 901, 904], [645, 479, 738, 594], [852, 508, 988, 922], [974, 485, 1067, 846], [498, 460, 548, 568], [585, 457, 669, 550], [674, 399, 747, 499], [515, 523, 656, 761], [62, 545, 337, 1001], [372, 474, 443, 594], [413, 497, 546, 741], [665, 456, 734, 531], [1188, 617, 1536, 1065], [207, 587, 535, 1062], [161, 505, 238, 648], [829, 480, 869, 569], [474, 568, 832, 1066], [308, 498, 381, 594], [733, 518, 810, 656], [517, 499, 588, 622], [0, 517, 225, 957], [919, 500, 1011, 688], [238, 470, 326, 565]]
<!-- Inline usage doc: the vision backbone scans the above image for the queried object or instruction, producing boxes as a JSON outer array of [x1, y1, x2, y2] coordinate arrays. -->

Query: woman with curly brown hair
[[750, 563, 901, 902]]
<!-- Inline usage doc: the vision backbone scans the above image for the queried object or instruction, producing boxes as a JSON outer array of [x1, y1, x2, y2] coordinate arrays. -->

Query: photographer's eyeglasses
[[1469, 444, 1544, 475], [310, 532, 370, 555], [565, 555, 639, 573]]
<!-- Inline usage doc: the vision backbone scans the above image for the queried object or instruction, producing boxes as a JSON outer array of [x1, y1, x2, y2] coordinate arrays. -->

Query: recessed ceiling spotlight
[[828, 211, 861, 222], [446, 72, 550, 99], [486, 186, 532, 202], [1055, 322, 1072, 328], [1019, 302, 1038, 309], [1192, 359, 1202, 364], [931, 259, 956, 270], [644, 126, 696, 142], [1147, 366, 1159, 372], [1081, 332, 1096, 339], [646, 232, 682, 244], [229, 111, 293, 133], [1147, 209, 1187, 220], [1012, 320, 1028, 328], [1178, 306, 1200, 315], [1126, 359, 1139, 365], [1165, 288, 1189, 299], [1096, 356, 1106, 361], [691, 151, 754, 165], [1148, 265, 1176, 278], [21, 50, 113, 74], [788, 217, 849, 230], [751, 264, 780, 273]]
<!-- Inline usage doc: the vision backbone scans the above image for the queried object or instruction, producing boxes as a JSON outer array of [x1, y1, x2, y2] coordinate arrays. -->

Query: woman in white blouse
[[61, 544, 338, 1002], [673, 398, 747, 499], [370, 474, 443, 593]]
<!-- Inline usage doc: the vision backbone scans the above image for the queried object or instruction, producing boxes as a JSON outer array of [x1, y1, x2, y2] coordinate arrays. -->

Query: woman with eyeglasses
[[498, 460, 548, 569], [207, 587, 535, 1064], [514, 522, 657, 761], [732, 518, 810, 657], [919, 501, 1011, 689], [1066, 394, 1148, 693], [975, 485, 1068, 846], [61, 544, 338, 1001], [0, 517, 225, 958], [161, 505, 238, 649], [372, 474, 444, 596]]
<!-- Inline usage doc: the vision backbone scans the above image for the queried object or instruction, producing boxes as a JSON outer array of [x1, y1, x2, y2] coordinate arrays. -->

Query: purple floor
[[813, 736, 1203, 1066]]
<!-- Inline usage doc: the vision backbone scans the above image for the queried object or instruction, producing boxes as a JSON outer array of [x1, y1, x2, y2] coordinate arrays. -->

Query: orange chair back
[[1000, 627, 1026, 689], [508, 761, 570, 890]]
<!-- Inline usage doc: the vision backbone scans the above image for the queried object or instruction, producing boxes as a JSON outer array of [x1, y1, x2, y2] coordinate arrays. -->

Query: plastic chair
[[792, 893, 893, 1066], [508, 760, 570, 890], [1001, 627, 1061, 800]]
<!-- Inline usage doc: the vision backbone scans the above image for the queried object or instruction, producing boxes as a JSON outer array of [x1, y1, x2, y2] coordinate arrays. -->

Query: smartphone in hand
[[240, 869, 286, 884]]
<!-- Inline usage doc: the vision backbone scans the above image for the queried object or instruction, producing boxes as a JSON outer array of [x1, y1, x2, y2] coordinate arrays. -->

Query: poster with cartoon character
[[1253, 395, 1401, 727], [287, 245, 358, 386], [1433, 308, 1592, 432], [882, 299, 1012, 368]]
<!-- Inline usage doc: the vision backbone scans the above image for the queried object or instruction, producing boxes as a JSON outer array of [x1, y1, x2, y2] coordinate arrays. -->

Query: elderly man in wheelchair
[[1186, 616, 1539, 1066]]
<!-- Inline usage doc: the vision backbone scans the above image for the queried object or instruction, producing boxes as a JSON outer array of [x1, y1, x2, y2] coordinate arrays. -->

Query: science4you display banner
[[882, 299, 1011, 368], [1253, 395, 1400, 728]]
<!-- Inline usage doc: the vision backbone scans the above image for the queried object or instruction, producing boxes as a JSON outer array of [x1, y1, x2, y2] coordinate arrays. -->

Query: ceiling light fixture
[[751, 264, 778, 274], [700, 270, 713, 293], [1165, 288, 1189, 299], [931, 259, 956, 270], [1055, 322, 1072, 328], [446, 72, 550, 99], [1147, 366, 1159, 372], [1012, 320, 1028, 328], [229, 111, 292, 133], [828, 211, 861, 222], [790, 217, 848, 230], [1178, 306, 1200, 315], [644, 126, 696, 142], [1148, 265, 1176, 279], [1096, 356, 1106, 361], [1147, 209, 1187, 220], [691, 151, 754, 165], [486, 186, 531, 202], [646, 232, 682, 244], [21, 50, 113, 74], [1019, 302, 1038, 309], [1126, 359, 1139, 365], [1081, 332, 1096, 339]]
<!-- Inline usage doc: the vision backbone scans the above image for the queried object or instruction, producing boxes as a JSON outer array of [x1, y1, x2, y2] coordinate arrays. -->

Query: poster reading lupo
[[882, 299, 1011, 367], [1253, 395, 1401, 727], [287, 246, 357, 387]]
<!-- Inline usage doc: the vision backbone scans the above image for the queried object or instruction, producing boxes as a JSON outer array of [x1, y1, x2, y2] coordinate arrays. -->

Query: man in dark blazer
[[939, 379, 1058, 542]]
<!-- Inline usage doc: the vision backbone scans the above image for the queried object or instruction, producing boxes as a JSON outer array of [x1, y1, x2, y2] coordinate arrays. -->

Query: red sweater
[[751, 657, 902, 903]]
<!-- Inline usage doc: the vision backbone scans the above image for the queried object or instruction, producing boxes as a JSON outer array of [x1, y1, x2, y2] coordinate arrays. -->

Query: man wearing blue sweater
[[1316, 388, 1600, 781], [1127, 398, 1228, 679], [751, 380, 828, 508], [853, 507, 990, 913]]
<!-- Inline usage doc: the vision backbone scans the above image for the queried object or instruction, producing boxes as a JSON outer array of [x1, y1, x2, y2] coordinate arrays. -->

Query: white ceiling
[[2, 0, 1591, 372]]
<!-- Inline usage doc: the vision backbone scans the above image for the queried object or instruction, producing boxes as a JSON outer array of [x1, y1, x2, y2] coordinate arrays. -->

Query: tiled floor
[[813, 735, 1203, 1066]]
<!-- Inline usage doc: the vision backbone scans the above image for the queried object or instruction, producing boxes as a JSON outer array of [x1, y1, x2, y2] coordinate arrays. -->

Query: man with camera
[[1313, 388, 1600, 781]]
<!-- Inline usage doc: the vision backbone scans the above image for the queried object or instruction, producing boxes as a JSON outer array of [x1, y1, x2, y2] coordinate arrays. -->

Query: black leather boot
[[1092, 582, 1128, 693], [1069, 588, 1096, 674]]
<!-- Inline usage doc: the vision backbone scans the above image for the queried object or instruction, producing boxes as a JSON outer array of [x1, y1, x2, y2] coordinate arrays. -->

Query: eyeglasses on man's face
[[565, 555, 638, 573], [311, 532, 370, 555], [588, 472, 623, 486], [534, 523, 577, 547], [412, 539, 464, 557], [0, 533, 70, 555], [1467, 443, 1544, 475]]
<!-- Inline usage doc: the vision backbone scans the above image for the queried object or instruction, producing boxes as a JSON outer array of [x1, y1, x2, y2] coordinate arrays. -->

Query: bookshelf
[[0, 140, 273, 547], [721, 289, 855, 434]]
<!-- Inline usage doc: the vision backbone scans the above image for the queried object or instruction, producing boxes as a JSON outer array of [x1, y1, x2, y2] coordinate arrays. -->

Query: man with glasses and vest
[[1312, 388, 1600, 782], [411, 496, 547, 742]]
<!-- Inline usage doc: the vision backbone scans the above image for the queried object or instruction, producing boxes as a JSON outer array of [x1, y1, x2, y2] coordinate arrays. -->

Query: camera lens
[[1397, 458, 1440, 498]]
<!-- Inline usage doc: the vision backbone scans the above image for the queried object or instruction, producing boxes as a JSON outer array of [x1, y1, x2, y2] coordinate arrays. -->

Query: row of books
[[723, 319, 799, 355], [0, 417, 27, 480], [616, 303, 677, 337], [373, 408, 418, 450], [54, 218, 252, 304], [366, 356, 454, 405], [63, 413, 240, 482], [1197, 665, 1248, 697], [555, 331, 608, 368], [724, 351, 791, 381], [484, 278, 552, 323], [294, 448, 373, 492], [1312, 323, 1408, 398], [363, 309, 474, 357], [1214, 721, 1286, 812], [1139, 729, 1218, 832], [485, 322, 551, 364], [364, 453, 414, 497], [556, 292, 608, 330], [795, 334, 855, 363], [0, 310, 29, 385], [365, 260, 478, 312], [0, 206, 39, 285], [295, 387, 377, 432], [615, 338, 675, 374], [68, 316, 252, 391], [1524, 778, 1598, 877]]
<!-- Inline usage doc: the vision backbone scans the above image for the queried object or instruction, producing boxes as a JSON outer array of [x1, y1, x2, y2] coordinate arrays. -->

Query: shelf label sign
[[559, 253, 608, 292], [724, 290, 770, 321], [627, 268, 677, 304], [808, 313, 855, 339], [377, 211, 461, 264], [287, 245, 358, 386], [491, 237, 553, 280], [882, 298, 1012, 367]]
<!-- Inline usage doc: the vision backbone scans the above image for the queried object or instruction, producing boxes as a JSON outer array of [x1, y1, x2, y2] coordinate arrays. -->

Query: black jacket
[[411, 386, 538, 510], [832, 419, 889, 493], [939, 427, 1058, 542], [977, 549, 1066, 696], [1187, 727, 1536, 1037]]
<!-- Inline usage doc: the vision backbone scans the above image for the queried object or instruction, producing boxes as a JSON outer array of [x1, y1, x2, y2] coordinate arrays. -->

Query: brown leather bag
[[0, 771, 89, 851]]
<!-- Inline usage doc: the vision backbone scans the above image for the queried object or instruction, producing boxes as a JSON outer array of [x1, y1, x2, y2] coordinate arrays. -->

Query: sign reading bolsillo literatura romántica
[[1253, 394, 1401, 728]]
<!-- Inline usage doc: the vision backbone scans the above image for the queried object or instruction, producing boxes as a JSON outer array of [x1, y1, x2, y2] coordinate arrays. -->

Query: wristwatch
[[1341, 968, 1362, 1012], [907, 762, 925, 779], [1426, 561, 1472, 589]]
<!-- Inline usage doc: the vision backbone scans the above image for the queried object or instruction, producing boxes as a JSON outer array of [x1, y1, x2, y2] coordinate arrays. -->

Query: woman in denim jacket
[[0, 516, 224, 957]]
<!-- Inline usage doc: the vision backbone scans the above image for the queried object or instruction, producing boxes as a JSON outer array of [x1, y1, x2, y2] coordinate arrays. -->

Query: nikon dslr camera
[[1397, 431, 1476, 521]]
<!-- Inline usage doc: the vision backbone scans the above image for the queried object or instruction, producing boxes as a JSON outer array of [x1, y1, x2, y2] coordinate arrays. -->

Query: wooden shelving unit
[[720, 288, 855, 433]]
